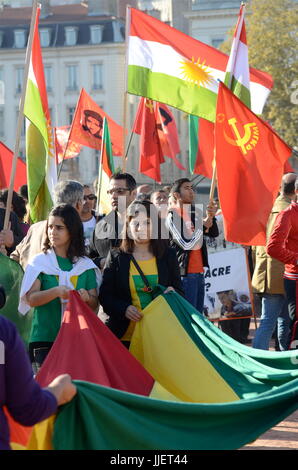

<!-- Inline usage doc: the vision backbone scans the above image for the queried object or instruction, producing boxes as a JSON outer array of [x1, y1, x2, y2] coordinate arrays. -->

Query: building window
[[15, 67, 24, 94], [211, 38, 224, 49], [90, 25, 104, 45], [14, 29, 27, 48], [65, 27, 78, 46], [68, 106, 76, 125], [0, 31, 4, 47], [44, 65, 53, 92], [39, 28, 51, 48], [92, 63, 103, 90], [66, 65, 78, 91]]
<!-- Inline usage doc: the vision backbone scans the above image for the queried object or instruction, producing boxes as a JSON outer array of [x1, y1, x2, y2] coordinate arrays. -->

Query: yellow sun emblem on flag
[[180, 57, 214, 87]]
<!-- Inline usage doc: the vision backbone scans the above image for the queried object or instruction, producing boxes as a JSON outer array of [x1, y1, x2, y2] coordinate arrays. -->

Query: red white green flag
[[24, 7, 56, 223], [127, 7, 272, 122]]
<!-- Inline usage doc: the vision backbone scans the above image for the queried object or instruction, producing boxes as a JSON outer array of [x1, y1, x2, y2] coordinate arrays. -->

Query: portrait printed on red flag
[[68, 89, 123, 156], [81, 109, 104, 145]]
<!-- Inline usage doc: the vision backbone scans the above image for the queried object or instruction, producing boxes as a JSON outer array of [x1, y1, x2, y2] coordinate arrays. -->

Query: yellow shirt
[[122, 257, 158, 341]]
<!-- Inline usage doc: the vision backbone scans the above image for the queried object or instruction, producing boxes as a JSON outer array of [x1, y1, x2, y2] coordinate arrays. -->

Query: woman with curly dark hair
[[99, 198, 183, 346], [19, 204, 101, 371]]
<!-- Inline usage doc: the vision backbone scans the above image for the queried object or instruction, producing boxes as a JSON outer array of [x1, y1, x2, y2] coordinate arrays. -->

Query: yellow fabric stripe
[[149, 381, 182, 402], [26, 415, 55, 450], [130, 296, 239, 403]]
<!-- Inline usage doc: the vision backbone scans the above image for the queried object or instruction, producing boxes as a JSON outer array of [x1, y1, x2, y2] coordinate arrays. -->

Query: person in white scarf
[[19, 204, 101, 371]]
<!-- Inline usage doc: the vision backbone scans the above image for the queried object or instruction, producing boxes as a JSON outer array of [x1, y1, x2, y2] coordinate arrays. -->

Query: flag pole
[[57, 89, 82, 180], [122, 5, 131, 172], [3, 0, 39, 233]]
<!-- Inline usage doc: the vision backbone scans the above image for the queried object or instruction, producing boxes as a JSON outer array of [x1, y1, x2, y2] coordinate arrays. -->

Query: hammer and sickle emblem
[[224, 118, 258, 155], [145, 99, 154, 113]]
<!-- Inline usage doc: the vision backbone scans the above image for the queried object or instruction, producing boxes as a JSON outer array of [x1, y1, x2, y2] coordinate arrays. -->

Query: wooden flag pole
[[3, 0, 39, 233]]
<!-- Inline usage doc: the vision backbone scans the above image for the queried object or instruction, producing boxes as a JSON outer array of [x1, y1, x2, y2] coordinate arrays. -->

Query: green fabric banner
[[53, 379, 298, 450]]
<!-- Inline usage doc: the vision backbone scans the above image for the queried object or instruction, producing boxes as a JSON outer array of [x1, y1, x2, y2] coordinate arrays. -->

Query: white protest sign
[[203, 247, 252, 320]]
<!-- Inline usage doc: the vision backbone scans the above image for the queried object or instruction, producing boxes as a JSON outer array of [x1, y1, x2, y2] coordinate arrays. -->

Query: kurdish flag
[[24, 7, 56, 223], [97, 118, 116, 214], [25, 290, 298, 450], [127, 7, 273, 122], [189, 4, 261, 176]]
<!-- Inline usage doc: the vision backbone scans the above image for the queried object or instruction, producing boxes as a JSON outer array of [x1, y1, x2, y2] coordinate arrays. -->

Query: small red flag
[[215, 83, 292, 246], [0, 142, 27, 190], [134, 98, 163, 183], [156, 103, 185, 171], [54, 126, 82, 164], [68, 88, 123, 156]]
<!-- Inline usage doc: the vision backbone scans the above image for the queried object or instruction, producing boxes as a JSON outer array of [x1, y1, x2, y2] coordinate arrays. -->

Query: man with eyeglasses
[[91, 173, 137, 269], [81, 185, 97, 253]]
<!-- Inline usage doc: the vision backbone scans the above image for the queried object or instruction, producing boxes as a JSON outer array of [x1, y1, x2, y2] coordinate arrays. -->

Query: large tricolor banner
[[127, 7, 273, 122]]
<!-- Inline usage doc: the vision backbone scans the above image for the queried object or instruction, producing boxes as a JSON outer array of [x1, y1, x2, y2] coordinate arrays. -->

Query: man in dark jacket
[[166, 178, 218, 313], [91, 173, 137, 269]]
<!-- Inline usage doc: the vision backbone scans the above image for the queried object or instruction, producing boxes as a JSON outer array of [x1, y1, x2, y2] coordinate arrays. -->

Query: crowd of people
[[0, 171, 297, 449]]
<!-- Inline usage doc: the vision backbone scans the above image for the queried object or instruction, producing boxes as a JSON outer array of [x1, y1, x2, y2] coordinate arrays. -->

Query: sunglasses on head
[[84, 194, 96, 201]]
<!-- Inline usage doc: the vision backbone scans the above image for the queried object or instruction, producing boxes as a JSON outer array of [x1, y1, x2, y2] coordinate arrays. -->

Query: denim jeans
[[181, 273, 205, 313], [252, 294, 290, 351]]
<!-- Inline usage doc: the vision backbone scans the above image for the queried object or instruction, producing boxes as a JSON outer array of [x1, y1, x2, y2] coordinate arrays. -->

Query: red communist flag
[[215, 83, 292, 246], [134, 98, 163, 183], [0, 142, 27, 190], [68, 88, 123, 156]]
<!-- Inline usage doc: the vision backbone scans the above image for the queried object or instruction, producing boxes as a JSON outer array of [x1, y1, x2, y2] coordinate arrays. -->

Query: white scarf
[[18, 249, 102, 315]]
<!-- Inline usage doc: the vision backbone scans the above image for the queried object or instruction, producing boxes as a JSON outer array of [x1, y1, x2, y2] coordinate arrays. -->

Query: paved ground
[[242, 410, 298, 450]]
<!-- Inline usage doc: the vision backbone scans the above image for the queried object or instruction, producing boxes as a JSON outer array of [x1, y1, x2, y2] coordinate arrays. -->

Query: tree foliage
[[221, 0, 298, 149]]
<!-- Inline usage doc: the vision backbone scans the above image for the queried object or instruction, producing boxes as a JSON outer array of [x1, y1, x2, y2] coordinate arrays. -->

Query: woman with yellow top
[[99, 199, 184, 346]]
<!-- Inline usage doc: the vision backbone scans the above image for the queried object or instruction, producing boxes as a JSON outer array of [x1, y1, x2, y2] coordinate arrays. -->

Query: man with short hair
[[267, 176, 298, 349], [10, 180, 84, 269], [150, 189, 168, 219], [252, 173, 296, 350], [166, 178, 218, 313], [81, 184, 97, 253], [91, 173, 137, 269]]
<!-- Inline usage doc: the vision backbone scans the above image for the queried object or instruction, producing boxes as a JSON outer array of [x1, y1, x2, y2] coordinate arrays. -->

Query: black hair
[[282, 176, 297, 195], [43, 204, 86, 262], [0, 190, 27, 221], [110, 172, 137, 191], [170, 178, 191, 195], [121, 198, 168, 258], [19, 184, 28, 201]]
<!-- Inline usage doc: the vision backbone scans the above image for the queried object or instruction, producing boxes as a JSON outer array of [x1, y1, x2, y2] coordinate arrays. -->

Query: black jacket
[[99, 247, 184, 338], [90, 211, 123, 268], [167, 206, 219, 276]]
